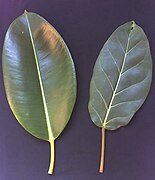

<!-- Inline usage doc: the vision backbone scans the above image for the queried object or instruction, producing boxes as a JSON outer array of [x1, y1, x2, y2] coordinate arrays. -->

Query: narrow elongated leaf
[[2, 11, 76, 174], [88, 21, 152, 172]]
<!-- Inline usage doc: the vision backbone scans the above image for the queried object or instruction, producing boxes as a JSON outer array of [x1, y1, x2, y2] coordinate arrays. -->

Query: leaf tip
[[24, 9, 28, 14], [131, 20, 136, 30]]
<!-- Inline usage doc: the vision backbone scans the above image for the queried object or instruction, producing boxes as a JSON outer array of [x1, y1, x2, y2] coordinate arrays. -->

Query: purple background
[[0, 0, 155, 180]]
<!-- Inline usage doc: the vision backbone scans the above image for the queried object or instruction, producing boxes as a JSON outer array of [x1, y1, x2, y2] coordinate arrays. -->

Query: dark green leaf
[[2, 11, 77, 174]]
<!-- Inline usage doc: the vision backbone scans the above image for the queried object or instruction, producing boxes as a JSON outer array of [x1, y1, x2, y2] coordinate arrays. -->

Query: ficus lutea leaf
[[88, 21, 152, 172]]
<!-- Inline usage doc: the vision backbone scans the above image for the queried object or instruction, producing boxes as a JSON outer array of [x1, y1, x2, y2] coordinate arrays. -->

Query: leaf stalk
[[48, 140, 55, 174], [99, 128, 105, 173]]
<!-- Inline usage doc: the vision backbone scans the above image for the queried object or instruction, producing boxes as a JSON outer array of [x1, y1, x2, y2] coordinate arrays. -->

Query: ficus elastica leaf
[[2, 11, 77, 174]]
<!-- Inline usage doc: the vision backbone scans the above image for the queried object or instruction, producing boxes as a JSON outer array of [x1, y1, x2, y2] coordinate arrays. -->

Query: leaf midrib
[[25, 11, 54, 141], [103, 24, 133, 127]]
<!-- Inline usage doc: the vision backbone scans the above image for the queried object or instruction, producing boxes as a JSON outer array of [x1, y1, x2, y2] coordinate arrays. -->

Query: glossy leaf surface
[[88, 21, 152, 130], [2, 11, 76, 174]]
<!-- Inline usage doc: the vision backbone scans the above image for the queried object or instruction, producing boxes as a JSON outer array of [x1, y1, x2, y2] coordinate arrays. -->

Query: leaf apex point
[[130, 21, 136, 30], [131, 20, 136, 24]]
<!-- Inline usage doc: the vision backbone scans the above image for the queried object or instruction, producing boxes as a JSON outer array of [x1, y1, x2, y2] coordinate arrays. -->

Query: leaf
[[88, 21, 152, 172], [2, 11, 77, 174]]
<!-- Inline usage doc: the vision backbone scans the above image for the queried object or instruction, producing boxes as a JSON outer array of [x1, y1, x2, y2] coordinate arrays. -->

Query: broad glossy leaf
[[88, 21, 152, 172], [2, 11, 76, 174]]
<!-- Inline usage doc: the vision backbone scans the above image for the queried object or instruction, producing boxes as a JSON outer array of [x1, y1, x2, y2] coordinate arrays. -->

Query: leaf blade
[[88, 21, 152, 130], [2, 11, 76, 140]]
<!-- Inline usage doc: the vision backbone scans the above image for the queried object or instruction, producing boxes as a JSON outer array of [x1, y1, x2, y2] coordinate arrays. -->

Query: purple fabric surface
[[0, 0, 155, 179]]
